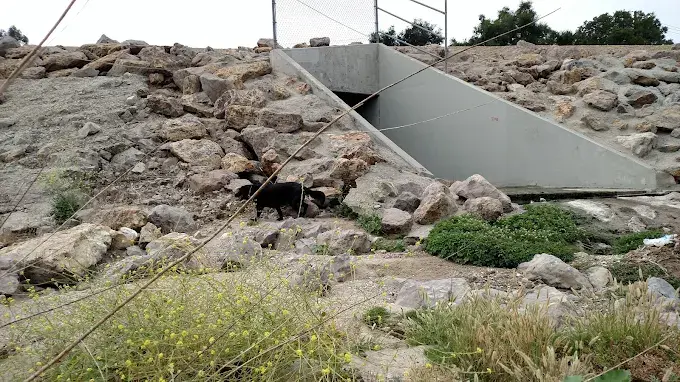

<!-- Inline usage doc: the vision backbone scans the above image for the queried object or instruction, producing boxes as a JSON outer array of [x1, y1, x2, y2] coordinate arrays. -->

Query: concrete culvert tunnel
[[271, 44, 675, 191]]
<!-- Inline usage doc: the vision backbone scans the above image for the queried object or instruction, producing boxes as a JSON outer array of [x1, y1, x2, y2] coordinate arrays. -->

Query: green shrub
[[51, 191, 83, 225], [612, 229, 665, 255], [357, 214, 382, 235], [334, 203, 358, 220], [425, 204, 581, 268], [609, 261, 680, 289], [371, 238, 406, 252], [363, 306, 391, 328]]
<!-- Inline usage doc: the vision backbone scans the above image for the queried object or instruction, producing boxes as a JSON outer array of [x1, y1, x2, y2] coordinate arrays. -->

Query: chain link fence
[[273, 0, 377, 48]]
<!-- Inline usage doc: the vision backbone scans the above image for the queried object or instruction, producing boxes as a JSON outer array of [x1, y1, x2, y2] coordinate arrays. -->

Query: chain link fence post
[[272, 0, 278, 47]]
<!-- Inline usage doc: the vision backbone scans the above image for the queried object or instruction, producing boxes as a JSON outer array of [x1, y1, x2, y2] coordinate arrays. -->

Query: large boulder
[[381, 208, 413, 236], [148, 204, 198, 234], [148, 94, 185, 118], [258, 109, 304, 133], [463, 197, 503, 222], [41, 51, 89, 72], [188, 170, 238, 194], [453, 174, 512, 212], [615, 132, 657, 158], [240, 125, 278, 158], [583, 90, 618, 111], [0, 224, 113, 285], [413, 182, 457, 225], [161, 114, 207, 141], [316, 229, 371, 256], [168, 139, 224, 169], [518, 254, 592, 290], [395, 278, 471, 309], [310, 37, 331, 47]]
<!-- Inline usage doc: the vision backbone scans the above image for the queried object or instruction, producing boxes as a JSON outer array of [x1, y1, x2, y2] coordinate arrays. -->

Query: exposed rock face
[[453, 174, 512, 212]]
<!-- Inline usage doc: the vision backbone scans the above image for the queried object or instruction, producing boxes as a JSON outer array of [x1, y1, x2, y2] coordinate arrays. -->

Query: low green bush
[[612, 229, 665, 255], [371, 238, 406, 252], [357, 214, 382, 236], [425, 204, 582, 268], [609, 261, 680, 289]]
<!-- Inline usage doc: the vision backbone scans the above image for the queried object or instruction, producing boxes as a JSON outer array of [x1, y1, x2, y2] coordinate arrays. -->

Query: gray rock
[[221, 152, 257, 174], [309, 37, 331, 47], [0, 271, 20, 296], [624, 88, 658, 108], [148, 204, 198, 234], [413, 182, 457, 225], [96, 34, 118, 44], [518, 254, 592, 290], [96, 206, 148, 230], [213, 232, 264, 269], [522, 286, 578, 325], [111, 227, 139, 250], [110, 147, 145, 172], [258, 109, 304, 133], [648, 105, 680, 132], [182, 74, 202, 95], [647, 277, 679, 300], [188, 170, 238, 194], [626, 69, 660, 87], [20, 66, 46, 79], [454, 174, 512, 212], [0, 223, 113, 285], [162, 114, 207, 141], [392, 192, 420, 213], [139, 222, 162, 247], [77, 121, 101, 138], [257, 38, 277, 48], [200, 73, 238, 103], [240, 125, 277, 158], [463, 197, 503, 222], [585, 266, 612, 290], [41, 51, 89, 72], [147, 93, 185, 117], [395, 278, 471, 309], [380, 208, 413, 236], [225, 105, 260, 131], [580, 113, 612, 131], [583, 90, 618, 111], [316, 229, 371, 255], [168, 139, 224, 169], [615, 132, 657, 158], [351, 346, 429, 382]]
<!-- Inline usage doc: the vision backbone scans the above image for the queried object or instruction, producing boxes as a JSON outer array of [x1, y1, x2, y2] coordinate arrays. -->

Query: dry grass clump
[[398, 282, 680, 381]]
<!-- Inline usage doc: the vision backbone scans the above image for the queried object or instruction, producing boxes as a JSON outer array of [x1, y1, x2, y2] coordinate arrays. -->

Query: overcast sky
[[1, 0, 678, 49]]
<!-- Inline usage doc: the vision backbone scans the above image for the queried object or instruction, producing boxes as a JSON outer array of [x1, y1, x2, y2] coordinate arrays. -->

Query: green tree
[[368, 25, 399, 46], [0, 25, 29, 45], [573, 10, 673, 45], [397, 18, 444, 46], [467, 1, 553, 46], [546, 30, 575, 45]]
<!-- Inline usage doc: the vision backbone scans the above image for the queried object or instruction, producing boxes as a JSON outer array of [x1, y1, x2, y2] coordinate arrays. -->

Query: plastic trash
[[643, 234, 677, 247]]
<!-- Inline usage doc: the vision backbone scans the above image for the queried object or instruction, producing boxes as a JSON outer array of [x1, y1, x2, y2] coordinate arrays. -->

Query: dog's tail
[[303, 187, 326, 206]]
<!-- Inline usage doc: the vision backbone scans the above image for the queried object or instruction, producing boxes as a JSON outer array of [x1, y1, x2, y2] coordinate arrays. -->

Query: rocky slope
[[0, 36, 680, 381], [399, 42, 680, 181]]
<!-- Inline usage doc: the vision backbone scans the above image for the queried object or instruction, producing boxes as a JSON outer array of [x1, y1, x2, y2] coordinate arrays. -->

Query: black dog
[[242, 178, 326, 221]]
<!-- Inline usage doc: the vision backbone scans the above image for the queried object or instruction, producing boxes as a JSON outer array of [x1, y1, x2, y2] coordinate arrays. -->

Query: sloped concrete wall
[[278, 44, 665, 189]]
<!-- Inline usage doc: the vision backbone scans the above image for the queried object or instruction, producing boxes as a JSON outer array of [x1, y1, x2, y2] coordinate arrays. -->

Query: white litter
[[643, 234, 677, 247]]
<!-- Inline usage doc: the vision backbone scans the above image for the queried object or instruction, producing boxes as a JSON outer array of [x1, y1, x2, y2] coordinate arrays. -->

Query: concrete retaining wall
[[277, 44, 666, 190]]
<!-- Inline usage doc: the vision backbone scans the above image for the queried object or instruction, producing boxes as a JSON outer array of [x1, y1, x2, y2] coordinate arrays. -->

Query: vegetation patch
[[399, 283, 680, 381], [609, 261, 680, 289], [612, 229, 666, 255], [40, 170, 96, 225], [357, 214, 382, 236], [425, 204, 583, 268], [2, 269, 360, 381], [371, 238, 406, 253], [362, 306, 391, 328]]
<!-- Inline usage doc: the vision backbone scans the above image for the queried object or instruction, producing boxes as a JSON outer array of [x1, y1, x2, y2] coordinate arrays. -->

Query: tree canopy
[[369, 19, 444, 47], [0, 25, 29, 45], [573, 10, 673, 45], [451, 2, 673, 46]]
